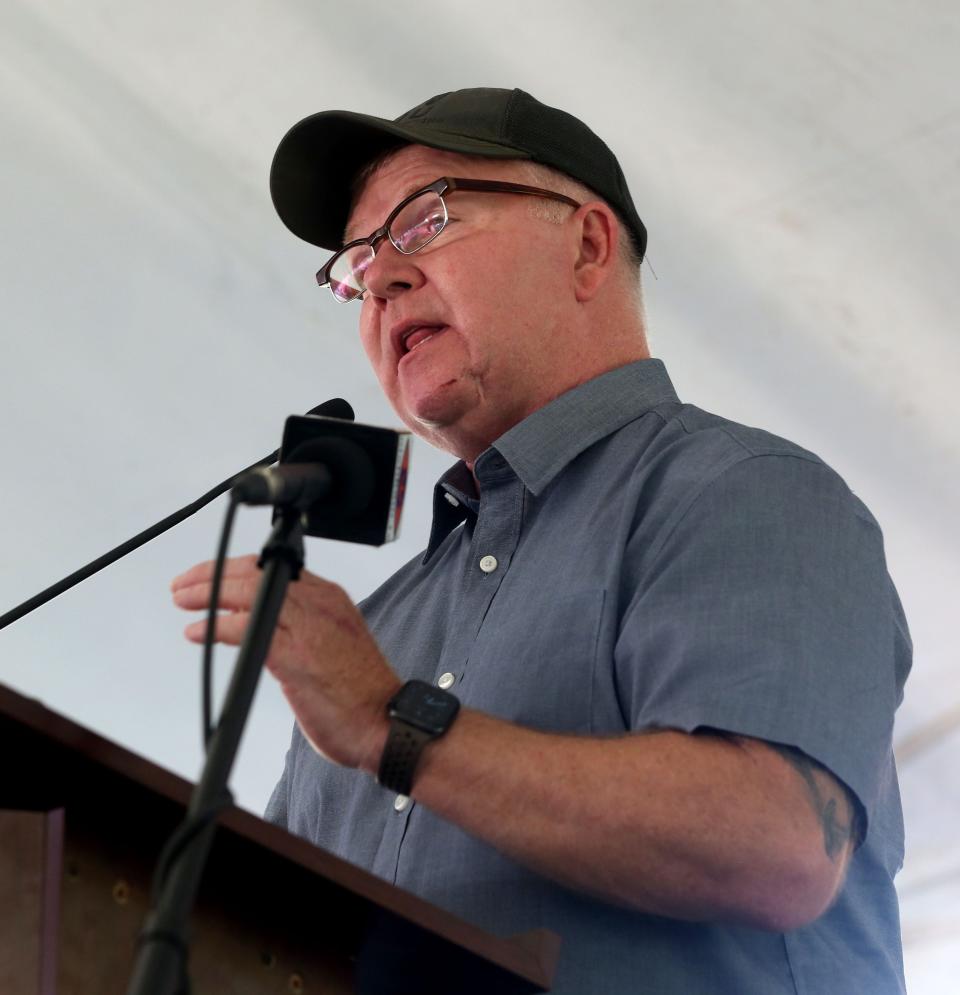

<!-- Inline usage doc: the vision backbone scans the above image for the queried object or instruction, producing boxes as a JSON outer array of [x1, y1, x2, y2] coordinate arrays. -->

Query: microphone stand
[[126, 506, 305, 995]]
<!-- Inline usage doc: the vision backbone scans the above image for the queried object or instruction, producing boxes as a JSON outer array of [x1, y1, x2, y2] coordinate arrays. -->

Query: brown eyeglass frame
[[316, 176, 582, 299]]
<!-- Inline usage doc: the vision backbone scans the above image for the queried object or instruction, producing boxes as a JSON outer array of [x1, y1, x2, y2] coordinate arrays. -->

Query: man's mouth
[[401, 325, 447, 355]]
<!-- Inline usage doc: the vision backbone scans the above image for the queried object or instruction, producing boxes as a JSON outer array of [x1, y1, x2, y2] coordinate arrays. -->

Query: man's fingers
[[184, 613, 250, 645], [184, 614, 292, 667], [170, 554, 261, 593], [172, 576, 262, 613]]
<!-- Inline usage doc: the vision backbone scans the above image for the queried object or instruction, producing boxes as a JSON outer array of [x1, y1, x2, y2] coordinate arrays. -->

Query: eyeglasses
[[317, 176, 581, 303]]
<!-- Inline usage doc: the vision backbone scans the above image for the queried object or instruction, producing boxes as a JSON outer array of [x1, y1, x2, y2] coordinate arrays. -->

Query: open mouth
[[400, 324, 447, 355]]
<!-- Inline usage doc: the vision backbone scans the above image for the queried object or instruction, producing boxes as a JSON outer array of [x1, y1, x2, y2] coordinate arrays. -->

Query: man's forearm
[[364, 709, 856, 932]]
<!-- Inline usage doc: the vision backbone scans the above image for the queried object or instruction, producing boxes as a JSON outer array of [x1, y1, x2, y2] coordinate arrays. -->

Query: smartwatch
[[378, 679, 460, 795]]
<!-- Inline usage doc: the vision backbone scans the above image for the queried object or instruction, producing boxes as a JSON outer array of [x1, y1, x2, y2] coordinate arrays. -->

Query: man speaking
[[171, 88, 910, 994]]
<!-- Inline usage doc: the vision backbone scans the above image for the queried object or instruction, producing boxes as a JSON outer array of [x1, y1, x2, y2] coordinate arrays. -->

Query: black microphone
[[231, 462, 333, 508], [231, 399, 356, 508], [232, 415, 412, 546], [304, 397, 354, 422]]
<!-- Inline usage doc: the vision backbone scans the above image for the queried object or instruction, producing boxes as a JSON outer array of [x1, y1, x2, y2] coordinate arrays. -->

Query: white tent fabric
[[1, 1, 957, 989]]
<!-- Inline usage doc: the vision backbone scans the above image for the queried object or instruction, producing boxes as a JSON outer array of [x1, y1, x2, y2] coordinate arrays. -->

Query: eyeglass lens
[[327, 190, 448, 302]]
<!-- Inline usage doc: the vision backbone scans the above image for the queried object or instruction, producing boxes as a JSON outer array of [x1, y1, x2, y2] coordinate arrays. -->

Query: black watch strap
[[377, 721, 434, 796], [377, 680, 460, 796]]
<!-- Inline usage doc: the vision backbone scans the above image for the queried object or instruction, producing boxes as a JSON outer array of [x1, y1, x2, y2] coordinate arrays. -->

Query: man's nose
[[362, 240, 426, 302]]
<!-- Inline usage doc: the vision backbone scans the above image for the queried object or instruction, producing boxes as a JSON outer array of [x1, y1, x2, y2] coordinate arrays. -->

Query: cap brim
[[270, 110, 528, 250]]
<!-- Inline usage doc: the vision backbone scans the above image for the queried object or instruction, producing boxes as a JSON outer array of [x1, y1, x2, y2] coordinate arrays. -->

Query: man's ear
[[572, 202, 618, 303]]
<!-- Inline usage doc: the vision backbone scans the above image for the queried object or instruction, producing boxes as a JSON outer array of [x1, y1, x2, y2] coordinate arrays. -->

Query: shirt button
[[437, 672, 456, 690], [394, 794, 410, 812], [479, 554, 498, 573]]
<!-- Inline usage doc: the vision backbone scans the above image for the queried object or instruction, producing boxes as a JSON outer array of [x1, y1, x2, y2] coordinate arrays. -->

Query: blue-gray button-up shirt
[[266, 359, 910, 994]]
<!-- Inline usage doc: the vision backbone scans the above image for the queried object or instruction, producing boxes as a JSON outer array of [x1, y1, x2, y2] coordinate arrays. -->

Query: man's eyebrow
[[342, 180, 436, 245], [342, 214, 367, 245]]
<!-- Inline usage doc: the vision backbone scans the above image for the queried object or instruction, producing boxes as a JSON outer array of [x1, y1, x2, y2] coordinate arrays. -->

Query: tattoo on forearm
[[766, 743, 862, 861]]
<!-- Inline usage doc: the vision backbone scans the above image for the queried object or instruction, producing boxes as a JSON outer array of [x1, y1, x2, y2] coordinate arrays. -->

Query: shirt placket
[[440, 455, 525, 683], [384, 453, 526, 877]]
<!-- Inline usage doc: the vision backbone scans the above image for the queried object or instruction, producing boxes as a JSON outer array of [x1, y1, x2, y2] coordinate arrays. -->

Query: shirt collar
[[426, 462, 478, 557], [424, 359, 679, 561]]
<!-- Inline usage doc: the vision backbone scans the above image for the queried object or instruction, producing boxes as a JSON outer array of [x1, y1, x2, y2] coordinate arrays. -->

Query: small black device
[[233, 414, 411, 546], [378, 680, 461, 796], [278, 415, 410, 546]]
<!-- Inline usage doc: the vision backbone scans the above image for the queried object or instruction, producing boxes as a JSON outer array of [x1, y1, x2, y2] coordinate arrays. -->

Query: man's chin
[[399, 378, 473, 431]]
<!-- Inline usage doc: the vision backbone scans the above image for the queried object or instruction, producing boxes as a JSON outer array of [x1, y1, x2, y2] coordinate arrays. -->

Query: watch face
[[390, 680, 460, 735]]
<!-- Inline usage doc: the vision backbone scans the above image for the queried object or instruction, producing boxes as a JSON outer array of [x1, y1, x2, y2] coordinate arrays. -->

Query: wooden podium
[[0, 683, 558, 994]]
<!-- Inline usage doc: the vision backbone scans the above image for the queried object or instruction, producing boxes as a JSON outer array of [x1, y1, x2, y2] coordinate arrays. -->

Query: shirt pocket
[[459, 587, 607, 734]]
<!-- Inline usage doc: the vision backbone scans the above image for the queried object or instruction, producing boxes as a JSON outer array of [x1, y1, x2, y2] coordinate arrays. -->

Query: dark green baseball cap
[[270, 87, 646, 260]]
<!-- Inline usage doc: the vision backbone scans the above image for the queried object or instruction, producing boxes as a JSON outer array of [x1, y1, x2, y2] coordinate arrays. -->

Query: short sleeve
[[614, 453, 910, 824]]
